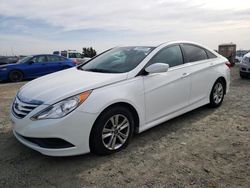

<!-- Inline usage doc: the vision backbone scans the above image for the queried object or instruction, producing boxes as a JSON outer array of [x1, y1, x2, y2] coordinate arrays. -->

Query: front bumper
[[239, 64, 250, 73], [11, 107, 98, 156], [0, 70, 8, 81], [240, 71, 250, 77]]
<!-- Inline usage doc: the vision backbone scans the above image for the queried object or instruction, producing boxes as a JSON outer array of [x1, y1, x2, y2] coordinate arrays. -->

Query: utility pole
[[11, 47, 14, 56]]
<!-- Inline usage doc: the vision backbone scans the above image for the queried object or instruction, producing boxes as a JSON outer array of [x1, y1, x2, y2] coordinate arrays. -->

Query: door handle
[[182, 72, 189, 77]]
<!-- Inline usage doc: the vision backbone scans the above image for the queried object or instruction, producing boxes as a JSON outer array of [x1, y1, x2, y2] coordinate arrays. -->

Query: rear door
[[46, 55, 65, 73], [180, 44, 217, 105]]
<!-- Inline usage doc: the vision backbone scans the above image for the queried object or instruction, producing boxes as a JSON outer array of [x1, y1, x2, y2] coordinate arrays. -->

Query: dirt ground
[[0, 66, 249, 188]]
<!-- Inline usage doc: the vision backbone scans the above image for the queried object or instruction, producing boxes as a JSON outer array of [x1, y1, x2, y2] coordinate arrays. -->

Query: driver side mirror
[[145, 63, 169, 74]]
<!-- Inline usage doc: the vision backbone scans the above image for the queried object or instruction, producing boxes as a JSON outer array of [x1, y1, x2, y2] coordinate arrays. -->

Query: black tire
[[240, 72, 247, 79], [209, 79, 225, 108], [90, 106, 134, 155], [9, 70, 23, 82]]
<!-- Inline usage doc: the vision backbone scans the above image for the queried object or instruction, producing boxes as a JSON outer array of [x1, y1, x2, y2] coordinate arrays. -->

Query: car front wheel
[[90, 106, 134, 155], [9, 70, 23, 82]]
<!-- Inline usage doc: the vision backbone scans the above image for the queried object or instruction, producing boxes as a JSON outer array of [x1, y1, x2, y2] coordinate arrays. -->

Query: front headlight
[[31, 91, 92, 120]]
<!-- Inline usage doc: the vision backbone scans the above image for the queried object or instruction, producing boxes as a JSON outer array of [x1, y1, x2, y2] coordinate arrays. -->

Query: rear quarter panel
[[212, 57, 230, 94]]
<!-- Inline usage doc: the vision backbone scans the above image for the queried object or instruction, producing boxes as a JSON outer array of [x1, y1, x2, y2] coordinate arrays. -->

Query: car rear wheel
[[90, 106, 134, 155], [209, 79, 225, 108], [9, 70, 23, 82]]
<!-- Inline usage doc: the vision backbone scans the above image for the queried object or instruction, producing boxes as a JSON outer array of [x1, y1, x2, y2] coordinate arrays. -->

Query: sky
[[0, 0, 250, 55]]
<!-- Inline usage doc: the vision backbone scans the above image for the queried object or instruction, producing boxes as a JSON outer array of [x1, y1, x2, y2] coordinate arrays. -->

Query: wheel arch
[[8, 69, 25, 79], [90, 102, 140, 136], [216, 76, 227, 94]]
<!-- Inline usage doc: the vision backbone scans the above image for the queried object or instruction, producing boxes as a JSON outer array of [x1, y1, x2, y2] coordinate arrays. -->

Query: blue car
[[0, 54, 75, 82]]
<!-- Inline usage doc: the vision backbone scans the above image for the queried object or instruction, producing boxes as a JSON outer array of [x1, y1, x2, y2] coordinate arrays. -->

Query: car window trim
[[204, 49, 217, 59]]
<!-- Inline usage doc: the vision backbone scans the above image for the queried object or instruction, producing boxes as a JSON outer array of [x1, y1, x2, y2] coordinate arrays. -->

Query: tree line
[[82, 47, 97, 58]]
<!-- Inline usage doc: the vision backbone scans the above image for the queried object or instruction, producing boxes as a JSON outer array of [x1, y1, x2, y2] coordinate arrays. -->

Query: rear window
[[68, 53, 81, 58], [182, 44, 207, 62], [206, 50, 217, 59]]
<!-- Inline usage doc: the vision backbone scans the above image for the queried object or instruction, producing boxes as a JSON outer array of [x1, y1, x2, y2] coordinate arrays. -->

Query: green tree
[[82, 47, 97, 58]]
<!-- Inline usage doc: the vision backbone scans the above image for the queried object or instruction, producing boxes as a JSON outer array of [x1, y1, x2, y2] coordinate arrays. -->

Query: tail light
[[72, 59, 78, 65], [225, 61, 232, 68]]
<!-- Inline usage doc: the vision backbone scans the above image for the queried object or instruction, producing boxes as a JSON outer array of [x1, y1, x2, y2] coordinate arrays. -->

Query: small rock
[[204, 168, 210, 173], [190, 181, 195, 185], [237, 126, 248, 132]]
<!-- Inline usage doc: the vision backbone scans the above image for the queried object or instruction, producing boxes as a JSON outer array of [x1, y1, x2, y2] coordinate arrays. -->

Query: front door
[[143, 45, 191, 123]]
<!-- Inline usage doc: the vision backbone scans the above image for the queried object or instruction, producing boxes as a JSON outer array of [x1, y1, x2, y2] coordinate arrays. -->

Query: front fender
[[77, 77, 146, 127]]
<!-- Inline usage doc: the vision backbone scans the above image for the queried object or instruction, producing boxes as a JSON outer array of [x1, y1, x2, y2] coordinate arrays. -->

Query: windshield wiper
[[83, 68, 114, 73]]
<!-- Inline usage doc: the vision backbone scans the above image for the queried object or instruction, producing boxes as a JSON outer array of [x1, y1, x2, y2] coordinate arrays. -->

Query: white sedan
[[11, 41, 230, 156]]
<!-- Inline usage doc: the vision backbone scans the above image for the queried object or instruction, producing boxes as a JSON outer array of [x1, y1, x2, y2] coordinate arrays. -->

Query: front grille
[[12, 97, 39, 119], [242, 68, 246, 71]]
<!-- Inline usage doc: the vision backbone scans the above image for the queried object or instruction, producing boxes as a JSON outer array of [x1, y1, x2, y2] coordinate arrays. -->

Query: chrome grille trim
[[12, 97, 39, 119]]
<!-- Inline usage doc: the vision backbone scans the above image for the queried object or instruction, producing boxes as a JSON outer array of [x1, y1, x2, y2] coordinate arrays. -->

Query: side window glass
[[182, 44, 207, 62], [150, 45, 183, 67], [30, 57, 37, 63], [69, 53, 77, 58], [59, 57, 67, 61], [206, 50, 217, 59], [47, 56, 60, 62], [32, 56, 46, 63]]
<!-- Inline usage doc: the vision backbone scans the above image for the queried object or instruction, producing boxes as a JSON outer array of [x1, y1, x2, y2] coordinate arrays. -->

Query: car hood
[[0, 63, 16, 68], [18, 67, 128, 105]]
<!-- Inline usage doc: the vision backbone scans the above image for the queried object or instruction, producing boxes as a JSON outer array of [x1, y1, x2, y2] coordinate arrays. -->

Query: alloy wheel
[[102, 114, 130, 150], [213, 82, 224, 104]]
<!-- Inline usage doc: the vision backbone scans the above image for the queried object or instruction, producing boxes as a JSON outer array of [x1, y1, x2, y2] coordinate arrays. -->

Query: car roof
[[244, 52, 250, 58], [32, 54, 68, 58], [33, 54, 63, 56]]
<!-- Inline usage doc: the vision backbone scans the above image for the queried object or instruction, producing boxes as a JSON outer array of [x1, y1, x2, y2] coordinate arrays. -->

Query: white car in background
[[53, 50, 91, 64], [239, 52, 250, 78], [11, 41, 230, 156]]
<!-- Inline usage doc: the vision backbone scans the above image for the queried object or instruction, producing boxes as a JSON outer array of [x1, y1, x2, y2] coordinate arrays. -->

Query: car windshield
[[17, 56, 32, 64], [79, 46, 154, 73], [69, 53, 82, 58]]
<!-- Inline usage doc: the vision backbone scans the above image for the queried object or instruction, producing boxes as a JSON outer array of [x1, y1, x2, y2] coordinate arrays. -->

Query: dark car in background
[[0, 56, 19, 65], [0, 54, 75, 82]]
